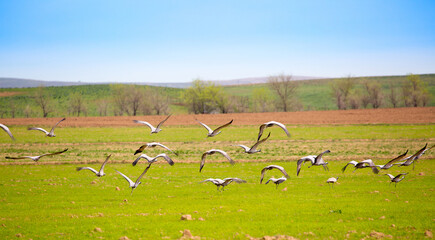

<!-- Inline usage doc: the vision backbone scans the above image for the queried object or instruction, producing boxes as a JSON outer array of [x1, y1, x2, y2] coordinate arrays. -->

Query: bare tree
[[148, 89, 170, 115], [268, 74, 298, 112], [388, 84, 399, 108], [9, 100, 16, 118], [111, 85, 130, 116], [96, 99, 109, 116], [126, 85, 144, 116], [330, 76, 355, 110], [34, 86, 53, 117], [363, 81, 383, 108], [24, 105, 33, 118], [229, 96, 250, 113], [70, 92, 87, 116]]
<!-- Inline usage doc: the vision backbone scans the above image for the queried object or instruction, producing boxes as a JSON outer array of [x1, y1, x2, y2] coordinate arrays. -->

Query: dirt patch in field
[[1, 107, 434, 127], [0, 91, 22, 97]]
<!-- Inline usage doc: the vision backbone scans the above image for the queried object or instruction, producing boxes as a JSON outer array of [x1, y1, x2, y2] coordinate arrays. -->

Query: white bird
[[133, 114, 171, 134], [326, 177, 339, 188], [260, 165, 290, 183], [76, 154, 111, 177], [265, 176, 287, 189], [375, 150, 409, 170], [235, 132, 270, 154], [385, 173, 408, 187], [5, 148, 68, 162], [132, 153, 174, 166], [115, 164, 152, 194], [27, 117, 66, 137], [257, 121, 290, 141], [395, 144, 434, 170], [201, 177, 246, 191], [0, 123, 15, 141], [134, 142, 178, 156], [296, 150, 330, 176], [342, 159, 379, 174], [200, 149, 235, 172], [196, 119, 233, 137]]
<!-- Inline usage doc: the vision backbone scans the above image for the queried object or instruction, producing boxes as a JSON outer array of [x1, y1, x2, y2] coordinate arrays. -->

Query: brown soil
[[1, 107, 434, 127], [0, 91, 22, 97]]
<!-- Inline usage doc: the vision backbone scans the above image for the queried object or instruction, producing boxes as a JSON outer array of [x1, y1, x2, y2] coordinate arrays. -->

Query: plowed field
[[1, 107, 434, 127]]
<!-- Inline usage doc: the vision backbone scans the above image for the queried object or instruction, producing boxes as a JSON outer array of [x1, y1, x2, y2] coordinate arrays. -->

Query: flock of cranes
[[1, 115, 433, 193]]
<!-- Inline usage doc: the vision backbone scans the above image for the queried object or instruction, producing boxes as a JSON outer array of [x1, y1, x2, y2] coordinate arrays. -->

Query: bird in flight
[[342, 159, 379, 174], [235, 132, 271, 154], [116, 164, 152, 194], [5, 148, 68, 162], [375, 150, 409, 170], [28, 118, 66, 137], [260, 165, 290, 184], [385, 173, 408, 187], [265, 176, 287, 189], [133, 114, 171, 134], [296, 150, 330, 176], [200, 149, 234, 172], [200, 178, 246, 191], [132, 153, 174, 166], [76, 154, 111, 177], [257, 121, 290, 141], [134, 142, 178, 156], [0, 123, 15, 141], [196, 119, 233, 137], [395, 144, 433, 170]]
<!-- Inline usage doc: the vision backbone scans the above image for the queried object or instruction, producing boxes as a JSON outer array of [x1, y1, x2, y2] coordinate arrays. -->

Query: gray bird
[[342, 159, 379, 174], [265, 176, 287, 189], [134, 142, 178, 156], [116, 164, 152, 194], [235, 132, 271, 154], [28, 117, 66, 137], [196, 119, 233, 137], [0, 123, 15, 141], [260, 165, 290, 184], [296, 150, 330, 176], [385, 173, 408, 187], [132, 153, 174, 166], [5, 148, 68, 162], [395, 144, 434, 170], [201, 177, 246, 191], [76, 154, 111, 177], [375, 150, 409, 170], [133, 114, 171, 134], [200, 149, 234, 172], [257, 121, 290, 141], [326, 177, 339, 188]]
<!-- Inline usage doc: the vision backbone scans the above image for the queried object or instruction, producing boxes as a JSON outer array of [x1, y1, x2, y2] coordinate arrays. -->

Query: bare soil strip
[[1, 107, 434, 127]]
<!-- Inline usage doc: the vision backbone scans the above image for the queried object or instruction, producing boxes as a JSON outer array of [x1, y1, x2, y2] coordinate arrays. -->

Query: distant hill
[[0, 75, 323, 89]]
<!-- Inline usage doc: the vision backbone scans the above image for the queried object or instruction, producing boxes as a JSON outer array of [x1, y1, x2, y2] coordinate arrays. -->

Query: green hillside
[[0, 74, 434, 118]]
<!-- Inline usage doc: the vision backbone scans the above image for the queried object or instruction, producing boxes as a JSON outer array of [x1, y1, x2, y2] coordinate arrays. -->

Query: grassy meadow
[[0, 123, 434, 239]]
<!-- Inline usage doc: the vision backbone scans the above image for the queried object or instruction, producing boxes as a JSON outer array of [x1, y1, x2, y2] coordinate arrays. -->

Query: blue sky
[[0, 0, 434, 83]]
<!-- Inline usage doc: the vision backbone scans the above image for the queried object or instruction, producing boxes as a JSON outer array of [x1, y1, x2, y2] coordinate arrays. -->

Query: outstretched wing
[[0, 123, 15, 141], [98, 154, 111, 174], [272, 165, 290, 179], [5, 156, 32, 160], [341, 161, 357, 172], [150, 142, 178, 156], [212, 119, 233, 134], [384, 150, 409, 168], [235, 144, 250, 152], [155, 153, 174, 166], [200, 152, 208, 172], [134, 164, 152, 186], [156, 114, 172, 129], [196, 119, 213, 134], [315, 150, 331, 164], [76, 167, 99, 175], [297, 156, 314, 176], [212, 149, 234, 164], [28, 127, 49, 134], [257, 124, 267, 141], [49, 118, 66, 135], [250, 132, 271, 151], [132, 154, 151, 166], [224, 177, 246, 184], [133, 120, 155, 131], [269, 121, 290, 137], [115, 170, 135, 187], [40, 148, 68, 158], [384, 173, 395, 180], [134, 144, 147, 155]]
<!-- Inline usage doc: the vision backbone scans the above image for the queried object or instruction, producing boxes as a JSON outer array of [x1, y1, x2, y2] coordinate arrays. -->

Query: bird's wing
[[98, 154, 111, 174], [260, 167, 268, 183], [28, 127, 49, 134], [115, 170, 135, 187], [236, 144, 250, 152], [251, 132, 271, 151], [224, 177, 246, 183], [341, 161, 357, 172], [133, 120, 155, 131], [384, 174, 395, 180], [360, 159, 375, 166], [155, 153, 174, 166], [257, 124, 267, 141], [152, 143, 177, 155], [199, 152, 208, 172], [395, 172, 408, 179], [315, 150, 331, 164], [212, 119, 233, 134], [200, 178, 216, 183], [196, 119, 213, 134], [269, 121, 290, 137], [0, 123, 15, 141], [296, 158, 304, 176], [5, 156, 32, 160], [384, 150, 409, 168], [409, 143, 429, 161], [297, 157, 314, 176], [272, 165, 290, 179], [76, 167, 99, 175], [132, 154, 150, 166], [49, 117, 66, 135], [39, 148, 68, 158], [213, 149, 235, 164], [134, 164, 152, 186], [156, 114, 172, 129], [134, 145, 147, 155]]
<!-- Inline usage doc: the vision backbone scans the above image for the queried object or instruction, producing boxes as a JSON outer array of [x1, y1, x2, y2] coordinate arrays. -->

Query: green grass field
[[0, 124, 434, 239]]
